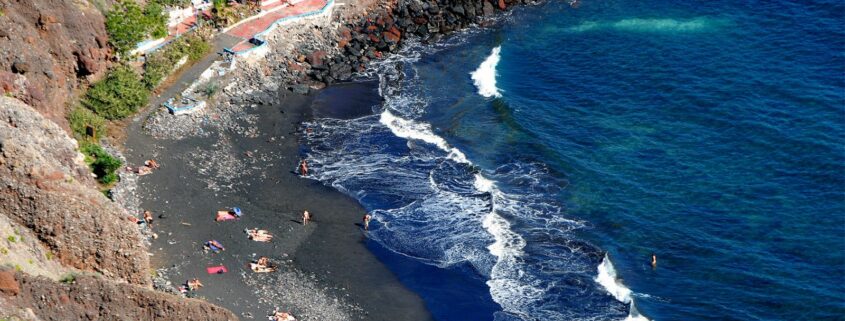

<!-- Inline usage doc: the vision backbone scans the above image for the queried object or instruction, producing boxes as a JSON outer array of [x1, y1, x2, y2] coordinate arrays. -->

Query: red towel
[[206, 265, 228, 274]]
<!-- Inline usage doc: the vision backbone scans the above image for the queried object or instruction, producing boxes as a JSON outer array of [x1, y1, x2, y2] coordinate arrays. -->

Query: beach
[[122, 82, 431, 320]]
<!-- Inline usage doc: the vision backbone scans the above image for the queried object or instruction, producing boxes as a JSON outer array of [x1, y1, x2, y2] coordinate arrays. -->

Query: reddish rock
[[0, 270, 20, 296], [0, 0, 112, 129], [306, 50, 327, 67], [368, 33, 380, 43], [388, 26, 402, 38], [498, 0, 506, 10], [384, 30, 401, 43], [366, 24, 378, 32]]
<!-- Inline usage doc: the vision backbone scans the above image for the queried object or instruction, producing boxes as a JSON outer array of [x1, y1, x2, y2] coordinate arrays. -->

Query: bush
[[83, 65, 149, 120], [152, 0, 192, 8], [185, 33, 212, 61], [106, 0, 169, 58], [68, 106, 106, 141], [60, 273, 76, 284], [144, 3, 169, 39], [142, 33, 212, 89], [106, 0, 148, 57], [80, 143, 123, 185]]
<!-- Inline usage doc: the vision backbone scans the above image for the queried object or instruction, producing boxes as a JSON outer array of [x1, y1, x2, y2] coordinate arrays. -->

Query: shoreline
[[117, 0, 538, 319], [124, 84, 432, 320]]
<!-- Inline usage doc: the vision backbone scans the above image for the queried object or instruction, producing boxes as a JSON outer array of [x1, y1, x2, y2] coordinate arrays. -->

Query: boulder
[[0, 270, 20, 296]]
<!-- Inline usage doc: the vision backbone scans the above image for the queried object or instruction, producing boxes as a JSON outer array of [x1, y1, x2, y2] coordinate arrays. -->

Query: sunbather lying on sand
[[204, 240, 225, 253], [187, 278, 203, 291], [246, 228, 273, 242], [270, 311, 296, 321], [250, 256, 276, 273], [145, 159, 160, 169], [215, 208, 242, 221]]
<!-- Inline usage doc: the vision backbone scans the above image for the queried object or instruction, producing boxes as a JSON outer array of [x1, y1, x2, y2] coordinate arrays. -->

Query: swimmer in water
[[651, 253, 657, 269]]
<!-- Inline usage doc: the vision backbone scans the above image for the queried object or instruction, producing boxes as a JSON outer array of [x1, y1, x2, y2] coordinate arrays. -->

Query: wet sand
[[123, 83, 432, 320]]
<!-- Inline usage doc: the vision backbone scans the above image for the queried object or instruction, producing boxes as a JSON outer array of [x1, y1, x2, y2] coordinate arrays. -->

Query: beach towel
[[206, 265, 228, 274], [215, 211, 236, 221]]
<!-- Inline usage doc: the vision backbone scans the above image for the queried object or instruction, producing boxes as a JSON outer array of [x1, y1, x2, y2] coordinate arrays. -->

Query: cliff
[[0, 0, 112, 128], [0, 97, 235, 320]]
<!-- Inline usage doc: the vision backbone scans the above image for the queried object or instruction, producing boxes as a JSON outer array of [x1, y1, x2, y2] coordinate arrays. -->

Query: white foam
[[378, 105, 540, 316], [567, 17, 723, 33], [470, 46, 503, 98], [596, 254, 651, 321], [379, 109, 469, 164]]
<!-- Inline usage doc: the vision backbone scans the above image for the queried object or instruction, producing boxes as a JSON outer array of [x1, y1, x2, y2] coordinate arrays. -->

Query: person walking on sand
[[363, 214, 372, 230], [302, 210, 311, 225], [299, 159, 309, 176]]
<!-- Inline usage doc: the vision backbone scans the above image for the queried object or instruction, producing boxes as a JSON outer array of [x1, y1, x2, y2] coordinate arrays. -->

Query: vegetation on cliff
[[105, 0, 169, 57], [83, 65, 149, 120], [143, 32, 213, 89]]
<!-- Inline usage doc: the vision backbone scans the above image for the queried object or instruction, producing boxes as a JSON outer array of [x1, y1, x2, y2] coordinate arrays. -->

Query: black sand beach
[[123, 82, 432, 320]]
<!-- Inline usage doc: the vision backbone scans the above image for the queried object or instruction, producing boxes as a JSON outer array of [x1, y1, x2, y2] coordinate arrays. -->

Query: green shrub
[[83, 65, 149, 120], [80, 143, 123, 185], [60, 273, 76, 284], [106, 0, 148, 57], [106, 0, 169, 58], [68, 106, 106, 141], [155, 0, 192, 7], [144, 3, 168, 39], [185, 34, 212, 61], [6, 236, 15, 243], [142, 33, 212, 89]]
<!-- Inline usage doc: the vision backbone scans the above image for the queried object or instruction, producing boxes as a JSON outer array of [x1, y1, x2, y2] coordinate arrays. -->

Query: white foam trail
[[596, 254, 651, 321], [566, 17, 723, 33], [379, 109, 469, 164], [470, 46, 503, 98]]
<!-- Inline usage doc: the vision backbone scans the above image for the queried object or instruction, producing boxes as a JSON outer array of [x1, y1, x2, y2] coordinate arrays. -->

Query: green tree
[[83, 65, 149, 120], [105, 0, 148, 57]]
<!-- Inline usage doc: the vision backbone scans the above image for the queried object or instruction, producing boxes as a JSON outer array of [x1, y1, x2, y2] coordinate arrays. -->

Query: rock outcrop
[[1, 270, 237, 321], [0, 97, 148, 285], [0, 0, 112, 128]]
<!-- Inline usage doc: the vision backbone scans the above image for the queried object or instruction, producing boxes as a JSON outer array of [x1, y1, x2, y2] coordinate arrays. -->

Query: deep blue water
[[304, 0, 845, 320]]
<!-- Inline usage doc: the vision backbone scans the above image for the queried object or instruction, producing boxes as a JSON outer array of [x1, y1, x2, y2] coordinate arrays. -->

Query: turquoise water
[[305, 0, 845, 319]]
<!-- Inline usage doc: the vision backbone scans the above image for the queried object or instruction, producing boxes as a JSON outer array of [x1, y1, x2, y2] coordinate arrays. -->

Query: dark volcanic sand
[[123, 82, 432, 321]]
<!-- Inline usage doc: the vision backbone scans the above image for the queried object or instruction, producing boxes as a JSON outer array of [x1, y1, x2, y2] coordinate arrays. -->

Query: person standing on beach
[[302, 210, 311, 225], [363, 214, 372, 230], [143, 210, 154, 227], [299, 159, 309, 176]]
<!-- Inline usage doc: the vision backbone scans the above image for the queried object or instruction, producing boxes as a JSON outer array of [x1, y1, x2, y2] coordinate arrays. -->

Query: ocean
[[303, 0, 845, 320]]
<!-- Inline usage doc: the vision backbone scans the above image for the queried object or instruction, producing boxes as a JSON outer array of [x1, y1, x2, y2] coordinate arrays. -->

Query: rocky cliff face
[[0, 96, 148, 285], [0, 0, 112, 128], [0, 97, 236, 320], [0, 271, 237, 321]]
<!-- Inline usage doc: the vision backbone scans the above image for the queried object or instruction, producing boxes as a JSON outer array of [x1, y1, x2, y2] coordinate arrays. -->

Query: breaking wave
[[471, 46, 503, 98], [596, 254, 651, 321]]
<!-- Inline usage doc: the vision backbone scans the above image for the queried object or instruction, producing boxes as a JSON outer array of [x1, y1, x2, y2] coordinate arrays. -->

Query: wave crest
[[471, 46, 503, 98]]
